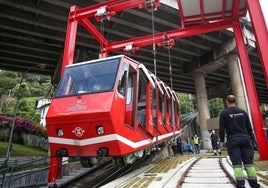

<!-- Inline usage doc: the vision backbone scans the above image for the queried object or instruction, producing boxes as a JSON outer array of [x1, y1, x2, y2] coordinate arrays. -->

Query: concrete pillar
[[227, 54, 247, 111], [194, 71, 211, 149]]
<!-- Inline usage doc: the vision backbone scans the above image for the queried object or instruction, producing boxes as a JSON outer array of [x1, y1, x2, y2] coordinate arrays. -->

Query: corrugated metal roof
[[178, 0, 247, 26]]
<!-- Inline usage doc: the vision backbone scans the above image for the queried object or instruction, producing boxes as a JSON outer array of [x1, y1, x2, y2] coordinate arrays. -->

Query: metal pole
[[3, 63, 45, 172]]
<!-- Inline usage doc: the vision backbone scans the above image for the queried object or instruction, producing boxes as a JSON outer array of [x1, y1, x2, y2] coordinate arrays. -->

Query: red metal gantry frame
[[54, 1, 268, 183]]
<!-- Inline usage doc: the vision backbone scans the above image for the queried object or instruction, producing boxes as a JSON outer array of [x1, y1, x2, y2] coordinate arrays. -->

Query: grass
[[0, 141, 48, 158]]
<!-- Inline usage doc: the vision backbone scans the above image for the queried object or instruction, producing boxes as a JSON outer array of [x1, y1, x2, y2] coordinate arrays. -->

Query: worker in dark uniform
[[219, 95, 260, 188], [176, 134, 183, 155], [210, 130, 221, 156]]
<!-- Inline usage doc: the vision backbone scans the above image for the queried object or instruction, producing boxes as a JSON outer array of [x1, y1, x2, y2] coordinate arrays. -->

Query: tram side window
[[126, 76, 132, 104], [174, 101, 178, 125], [166, 98, 170, 125], [62, 74, 78, 96], [118, 70, 128, 96], [171, 100, 175, 125], [138, 71, 148, 127], [151, 89, 157, 125], [159, 94, 165, 124]]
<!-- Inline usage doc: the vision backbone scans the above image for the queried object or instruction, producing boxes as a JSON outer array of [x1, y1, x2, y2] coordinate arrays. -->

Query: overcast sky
[[260, 0, 268, 26]]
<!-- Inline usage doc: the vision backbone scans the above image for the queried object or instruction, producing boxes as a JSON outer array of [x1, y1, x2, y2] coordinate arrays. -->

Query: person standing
[[219, 95, 260, 188], [210, 130, 221, 156], [192, 134, 200, 154], [176, 134, 183, 155]]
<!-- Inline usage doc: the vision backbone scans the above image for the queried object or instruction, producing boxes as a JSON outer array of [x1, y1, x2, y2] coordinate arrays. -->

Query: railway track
[[51, 155, 262, 188], [177, 157, 236, 188], [47, 158, 115, 188], [100, 155, 242, 188], [51, 156, 150, 188]]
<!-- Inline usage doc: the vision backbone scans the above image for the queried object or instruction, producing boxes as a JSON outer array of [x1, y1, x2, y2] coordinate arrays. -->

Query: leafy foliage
[[14, 117, 36, 134], [208, 98, 224, 118], [177, 93, 224, 117], [0, 70, 52, 141], [0, 70, 52, 123], [178, 93, 195, 114], [0, 115, 13, 127], [0, 115, 47, 138]]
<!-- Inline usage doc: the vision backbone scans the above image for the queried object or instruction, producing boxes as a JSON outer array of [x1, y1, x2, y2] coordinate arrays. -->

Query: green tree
[[12, 82, 31, 98], [17, 97, 40, 123], [178, 93, 195, 114], [0, 71, 19, 96], [0, 70, 52, 123], [208, 98, 224, 118]]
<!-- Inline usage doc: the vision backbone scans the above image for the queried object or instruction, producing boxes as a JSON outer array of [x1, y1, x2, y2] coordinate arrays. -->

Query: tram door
[[124, 63, 137, 128], [137, 70, 156, 136]]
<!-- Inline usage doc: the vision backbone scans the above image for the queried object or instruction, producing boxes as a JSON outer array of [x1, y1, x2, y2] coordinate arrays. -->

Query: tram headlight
[[57, 128, 64, 137], [96, 126, 104, 135]]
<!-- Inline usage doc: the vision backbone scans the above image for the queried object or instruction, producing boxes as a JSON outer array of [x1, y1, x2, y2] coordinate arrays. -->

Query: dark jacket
[[210, 133, 219, 143], [176, 136, 182, 144], [219, 106, 254, 144]]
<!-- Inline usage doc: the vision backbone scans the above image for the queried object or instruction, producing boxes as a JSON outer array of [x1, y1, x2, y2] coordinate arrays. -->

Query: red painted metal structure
[[50, 0, 268, 184]]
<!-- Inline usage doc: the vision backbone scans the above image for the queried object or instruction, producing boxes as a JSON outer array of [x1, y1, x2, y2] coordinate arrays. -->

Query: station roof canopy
[[0, 0, 267, 103], [178, 0, 247, 26]]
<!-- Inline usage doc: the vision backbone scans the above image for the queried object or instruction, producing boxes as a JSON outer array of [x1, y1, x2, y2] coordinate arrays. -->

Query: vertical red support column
[[100, 50, 109, 58], [247, 0, 268, 85], [60, 6, 78, 76], [233, 21, 268, 160], [48, 157, 62, 183]]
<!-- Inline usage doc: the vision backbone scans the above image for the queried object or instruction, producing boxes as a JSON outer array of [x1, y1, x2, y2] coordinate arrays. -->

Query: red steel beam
[[68, 0, 129, 20], [222, 0, 227, 19], [232, 0, 240, 20], [69, 0, 159, 21], [61, 0, 161, 73], [61, 6, 78, 76], [104, 19, 234, 53], [79, 18, 109, 47], [48, 157, 62, 183], [177, 0, 185, 28], [247, 0, 268, 86], [233, 21, 268, 161]]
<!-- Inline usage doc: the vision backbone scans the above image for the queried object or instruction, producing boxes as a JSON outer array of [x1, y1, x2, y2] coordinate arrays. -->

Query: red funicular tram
[[46, 55, 180, 167]]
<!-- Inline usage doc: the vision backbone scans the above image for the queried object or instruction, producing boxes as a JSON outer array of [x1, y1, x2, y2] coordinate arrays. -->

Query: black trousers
[[177, 143, 183, 154], [227, 137, 260, 188]]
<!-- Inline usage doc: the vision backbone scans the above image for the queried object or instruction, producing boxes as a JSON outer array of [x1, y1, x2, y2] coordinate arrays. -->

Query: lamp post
[[4, 63, 46, 165]]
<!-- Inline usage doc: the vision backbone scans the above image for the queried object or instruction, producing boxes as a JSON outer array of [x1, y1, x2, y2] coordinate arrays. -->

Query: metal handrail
[[0, 156, 51, 188]]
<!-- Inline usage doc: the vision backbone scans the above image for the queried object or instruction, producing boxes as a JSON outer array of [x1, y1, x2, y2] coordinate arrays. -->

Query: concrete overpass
[[0, 0, 267, 102]]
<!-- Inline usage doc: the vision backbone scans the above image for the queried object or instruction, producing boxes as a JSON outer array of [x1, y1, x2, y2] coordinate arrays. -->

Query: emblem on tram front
[[72, 127, 85, 137]]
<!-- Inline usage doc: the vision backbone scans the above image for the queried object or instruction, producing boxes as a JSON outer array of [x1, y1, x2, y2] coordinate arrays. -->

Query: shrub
[[0, 115, 13, 127], [14, 117, 36, 135], [0, 115, 47, 137], [34, 124, 47, 138]]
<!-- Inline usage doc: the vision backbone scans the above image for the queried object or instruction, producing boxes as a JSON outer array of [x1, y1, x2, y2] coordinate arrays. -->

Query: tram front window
[[55, 58, 120, 98]]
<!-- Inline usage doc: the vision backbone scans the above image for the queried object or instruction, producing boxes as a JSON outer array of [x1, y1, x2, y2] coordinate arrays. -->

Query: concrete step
[[184, 177, 231, 183], [182, 183, 236, 188], [187, 172, 226, 177]]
